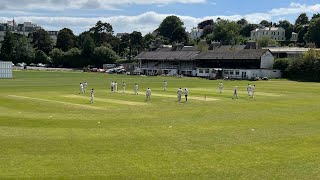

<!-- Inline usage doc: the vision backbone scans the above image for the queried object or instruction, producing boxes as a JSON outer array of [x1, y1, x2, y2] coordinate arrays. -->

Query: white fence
[[0, 61, 13, 79]]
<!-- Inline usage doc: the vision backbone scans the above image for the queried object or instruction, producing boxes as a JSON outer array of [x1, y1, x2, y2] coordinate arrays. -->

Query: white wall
[[260, 51, 274, 69], [0, 61, 13, 78]]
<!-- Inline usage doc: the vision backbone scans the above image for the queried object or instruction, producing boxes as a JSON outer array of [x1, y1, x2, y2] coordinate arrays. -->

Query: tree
[[260, 20, 271, 27], [56, 28, 76, 52], [198, 19, 214, 29], [0, 31, 16, 61], [304, 17, 320, 47], [211, 19, 241, 45], [171, 26, 189, 43], [197, 40, 209, 51], [312, 13, 320, 20], [13, 36, 35, 64], [143, 33, 156, 49], [257, 36, 278, 47], [30, 29, 53, 54], [130, 31, 144, 55], [34, 50, 49, 64], [278, 20, 294, 41], [295, 13, 309, 27], [90, 21, 113, 46], [50, 48, 65, 66], [65, 48, 83, 67], [158, 16, 184, 40], [297, 25, 308, 44], [202, 25, 215, 37], [81, 35, 95, 57], [93, 46, 119, 66], [237, 18, 248, 27], [240, 24, 258, 37]]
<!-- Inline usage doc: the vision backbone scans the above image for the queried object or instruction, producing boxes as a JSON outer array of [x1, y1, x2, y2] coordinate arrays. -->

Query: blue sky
[[0, 0, 319, 35]]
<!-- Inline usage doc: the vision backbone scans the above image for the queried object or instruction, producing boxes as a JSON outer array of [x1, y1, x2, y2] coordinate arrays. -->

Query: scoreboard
[[0, 61, 13, 79]]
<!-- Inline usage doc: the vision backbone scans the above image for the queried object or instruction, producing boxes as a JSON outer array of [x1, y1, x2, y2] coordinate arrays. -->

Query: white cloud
[[0, 0, 206, 10], [0, 3, 319, 35]]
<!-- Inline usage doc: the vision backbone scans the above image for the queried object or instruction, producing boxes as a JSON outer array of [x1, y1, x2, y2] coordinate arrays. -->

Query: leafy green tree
[[143, 33, 156, 49], [65, 48, 83, 67], [211, 19, 241, 45], [158, 16, 184, 40], [130, 31, 144, 55], [240, 24, 258, 37], [257, 36, 278, 47], [56, 28, 76, 52], [171, 26, 189, 43], [304, 17, 320, 47], [278, 20, 294, 41], [81, 35, 95, 57], [202, 25, 215, 37], [0, 31, 16, 61], [295, 13, 309, 27], [34, 50, 49, 64], [197, 40, 209, 51], [13, 36, 35, 64], [297, 25, 308, 44], [30, 29, 53, 54], [49, 48, 65, 66], [312, 13, 320, 20], [198, 19, 214, 29], [260, 20, 271, 27], [90, 21, 113, 46], [237, 18, 248, 27], [93, 46, 119, 66], [273, 58, 290, 71]]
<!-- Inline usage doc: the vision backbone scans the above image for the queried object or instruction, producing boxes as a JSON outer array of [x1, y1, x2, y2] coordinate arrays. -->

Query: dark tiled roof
[[135, 51, 200, 60], [196, 49, 269, 60]]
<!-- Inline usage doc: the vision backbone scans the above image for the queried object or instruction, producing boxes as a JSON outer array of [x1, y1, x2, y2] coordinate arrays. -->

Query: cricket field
[[0, 71, 320, 179]]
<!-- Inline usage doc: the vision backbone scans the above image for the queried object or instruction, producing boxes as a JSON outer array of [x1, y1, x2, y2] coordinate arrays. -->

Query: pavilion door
[[241, 72, 247, 79]]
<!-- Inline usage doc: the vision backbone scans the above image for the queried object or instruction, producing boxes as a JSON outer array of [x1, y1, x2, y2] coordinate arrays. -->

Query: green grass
[[1, 71, 320, 179]]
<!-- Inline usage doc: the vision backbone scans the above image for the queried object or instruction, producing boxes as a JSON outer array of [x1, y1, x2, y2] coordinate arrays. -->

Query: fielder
[[232, 86, 238, 99], [247, 84, 252, 96], [251, 85, 255, 98], [177, 88, 183, 102], [134, 83, 139, 94], [90, 88, 94, 103], [84, 82, 88, 93], [184, 88, 189, 102], [111, 81, 114, 92], [79, 83, 84, 94], [114, 82, 118, 92], [122, 82, 126, 93], [219, 82, 223, 94], [163, 81, 167, 92], [146, 88, 151, 101]]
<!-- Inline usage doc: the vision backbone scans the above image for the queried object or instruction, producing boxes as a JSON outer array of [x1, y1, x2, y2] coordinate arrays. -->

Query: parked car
[[262, 77, 269, 80], [29, 63, 36, 66], [37, 63, 46, 67]]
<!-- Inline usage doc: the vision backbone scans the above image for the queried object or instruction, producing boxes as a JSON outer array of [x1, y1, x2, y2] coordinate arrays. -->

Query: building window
[[205, 69, 209, 73], [278, 32, 280, 35], [235, 70, 240, 75], [230, 71, 234, 75], [224, 70, 229, 75]]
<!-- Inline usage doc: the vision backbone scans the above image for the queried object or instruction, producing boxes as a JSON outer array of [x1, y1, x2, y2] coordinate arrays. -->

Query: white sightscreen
[[0, 61, 13, 79]]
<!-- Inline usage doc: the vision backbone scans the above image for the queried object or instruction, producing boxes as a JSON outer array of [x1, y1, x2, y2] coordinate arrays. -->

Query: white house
[[189, 27, 204, 40], [251, 27, 286, 41]]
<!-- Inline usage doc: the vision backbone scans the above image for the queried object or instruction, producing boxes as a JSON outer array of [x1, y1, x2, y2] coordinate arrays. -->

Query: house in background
[[0, 20, 58, 43], [251, 27, 286, 41], [189, 27, 204, 40]]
